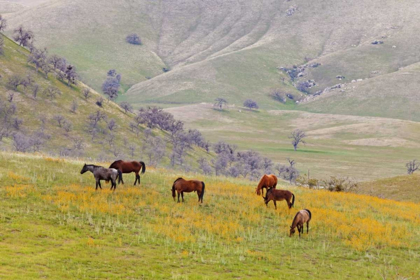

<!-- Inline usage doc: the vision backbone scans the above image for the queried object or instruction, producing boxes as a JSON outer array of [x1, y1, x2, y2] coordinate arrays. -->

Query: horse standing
[[171, 178, 205, 203], [109, 160, 146, 185], [290, 209, 312, 237], [264, 188, 295, 209], [80, 164, 120, 191], [256, 174, 277, 197]]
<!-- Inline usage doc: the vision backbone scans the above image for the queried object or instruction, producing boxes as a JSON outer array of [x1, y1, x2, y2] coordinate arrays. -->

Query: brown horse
[[290, 209, 312, 237], [256, 174, 277, 197], [171, 178, 205, 203], [109, 160, 146, 185], [264, 188, 295, 209]]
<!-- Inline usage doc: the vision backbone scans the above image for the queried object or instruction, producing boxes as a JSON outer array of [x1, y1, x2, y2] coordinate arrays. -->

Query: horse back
[[174, 178, 202, 192]]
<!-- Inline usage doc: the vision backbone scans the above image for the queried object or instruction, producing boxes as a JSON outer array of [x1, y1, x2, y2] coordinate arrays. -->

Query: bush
[[243, 99, 259, 110], [126, 34, 142, 45]]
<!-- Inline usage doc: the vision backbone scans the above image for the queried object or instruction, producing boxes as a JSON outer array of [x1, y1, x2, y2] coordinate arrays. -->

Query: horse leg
[[137, 174, 141, 185], [307, 222, 309, 234], [197, 191, 201, 202], [98, 180, 102, 190], [181, 192, 184, 202], [177, 192, 180, 203], [95, 181, 98, 191], [274, 200, 277, 210]]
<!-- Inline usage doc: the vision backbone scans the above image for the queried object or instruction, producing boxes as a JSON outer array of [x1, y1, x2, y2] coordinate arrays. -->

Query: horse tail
[[291, 193, 295, 208], [140, 161, 146, 174], [305, 209, 312, 220], [200, 182, 205, 201]]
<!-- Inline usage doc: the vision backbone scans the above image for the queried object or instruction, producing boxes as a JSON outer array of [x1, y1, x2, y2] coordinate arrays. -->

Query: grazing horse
[[264, 188, 295, 209], [80, 164, 120, 191], [109, 160, 146, 185], [171, 177, 205, 203], [255, 174, 277, 197], [290, 209, 312, 237]]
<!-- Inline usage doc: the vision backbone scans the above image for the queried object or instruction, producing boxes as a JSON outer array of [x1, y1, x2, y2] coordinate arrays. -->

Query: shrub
[[126, 34, 142, 45]]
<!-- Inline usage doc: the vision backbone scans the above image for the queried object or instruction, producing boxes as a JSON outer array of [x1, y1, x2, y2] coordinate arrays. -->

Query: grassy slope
[[0, 33, 210, 166], [166, 104, 420, 181], [0, 152, 419, 279], [4, 0, 420, 120], [357, 173, 420, 202]]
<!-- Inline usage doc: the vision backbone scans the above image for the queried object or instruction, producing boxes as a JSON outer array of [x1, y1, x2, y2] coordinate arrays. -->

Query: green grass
[[1, 152, 419, 279], [0, 33, 211, 167], [166, 104, 420, 181]]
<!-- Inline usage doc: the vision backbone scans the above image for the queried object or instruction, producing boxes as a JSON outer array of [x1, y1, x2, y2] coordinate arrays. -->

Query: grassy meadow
[[1, 151, 419, 279], [166, 104, 420, 181]]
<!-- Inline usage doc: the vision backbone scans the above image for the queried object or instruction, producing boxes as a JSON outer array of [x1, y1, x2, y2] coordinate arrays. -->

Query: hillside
[[357, 173, 420, 203], [1, 152, 419, 279], [3, 0, 420, 120], [0, 33, 209, 167]]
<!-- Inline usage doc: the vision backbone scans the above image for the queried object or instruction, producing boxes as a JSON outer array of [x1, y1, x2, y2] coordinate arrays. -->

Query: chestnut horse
[[171, 177, 205, 203], [290, 209, 312, 237], [264, 188, 295, 209], [256, 174, 277, 197], [109, 160, 146, 185]]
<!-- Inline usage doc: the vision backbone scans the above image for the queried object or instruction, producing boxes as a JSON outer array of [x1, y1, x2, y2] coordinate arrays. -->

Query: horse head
[[289, 226, 296, 237], [80, 164, 88, 174]]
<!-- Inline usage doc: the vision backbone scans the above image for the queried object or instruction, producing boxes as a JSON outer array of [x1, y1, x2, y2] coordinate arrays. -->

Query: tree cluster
[[102, 69, 121, 101]]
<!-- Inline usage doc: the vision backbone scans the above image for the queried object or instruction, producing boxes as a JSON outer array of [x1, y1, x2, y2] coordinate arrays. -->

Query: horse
[[109, 160, 146, 185], [255, 174, 277, 197], [264, 188, 295, 209], [290, 209, 312, 237], [171, 177, 205, 203], [80, 164, 120, 191]]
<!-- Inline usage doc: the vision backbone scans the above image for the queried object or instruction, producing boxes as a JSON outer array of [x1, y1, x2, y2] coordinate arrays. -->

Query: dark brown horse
[[264, 188, 295, 209], [256, 174, 277, 197], [290, 209, 312, 237], [109, 160, 146, 185], [171, 178, 205, 203]]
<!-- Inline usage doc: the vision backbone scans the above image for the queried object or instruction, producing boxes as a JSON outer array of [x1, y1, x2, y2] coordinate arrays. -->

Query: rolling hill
[[0, 33, 210, 167], [3, 0, 420, 120]]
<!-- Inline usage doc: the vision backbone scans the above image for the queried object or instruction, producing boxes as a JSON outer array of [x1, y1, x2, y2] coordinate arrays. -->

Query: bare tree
[[13, 132, 33, 152], [143, 136, 166, 166], [243, 99, 259, 110], [7, 92, 14, 102], [53, 115, 65, 127], [406, 160, 419, 174], [198, 157, 212, 175], [13, 25, 34, 48], [289, 129, 306, 151], [82, 88, 91, 100], [64, 64, 78, 85], [7, 74, 23, 89], [275, 159, 299, 184], [62, 119, 73, 133], [107, 119, 117, 131], [48, 55, 66, 71], [70, 100, 78, 113], [32, 83, 40, 99], [0, 14, 7, 32], [119, 101, 133, 114], [27, 47, 48, 73], [214, 98, 227, 110], [0, 35, 4, 56], [12, 118, 23, 130], [43, 86, 61, 100]]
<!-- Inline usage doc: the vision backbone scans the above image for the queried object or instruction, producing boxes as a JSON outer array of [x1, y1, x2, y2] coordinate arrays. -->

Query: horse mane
[[86, 164, 102, 168], [173, 177, 183, 184], [109, 160, 122, 168], [291, 211, 300, 228]]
